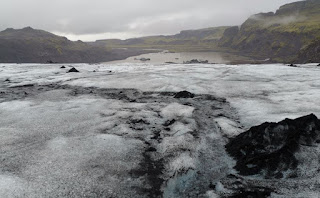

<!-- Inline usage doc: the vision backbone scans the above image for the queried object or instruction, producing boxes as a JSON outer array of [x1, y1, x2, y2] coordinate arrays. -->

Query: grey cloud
[[1, 0, 299, 40]]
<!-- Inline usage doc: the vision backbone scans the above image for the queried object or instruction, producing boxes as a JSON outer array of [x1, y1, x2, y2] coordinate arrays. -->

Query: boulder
[[226, 114, 320, 178], [183, 59, 209, 64], [67, 67, 79, 73], [174, 91, 195, 98], [288, 63, 297, 67], [60, 66, 66, 68], [135, 57, 150, 61], [140, 58, 150, 61]]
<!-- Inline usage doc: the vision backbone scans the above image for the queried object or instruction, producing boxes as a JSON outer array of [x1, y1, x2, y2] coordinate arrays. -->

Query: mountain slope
[[0, 27, 150, 63], [219, 0, 320, 62], [296, 39, 320, 63], [95, 26, 229, 52]]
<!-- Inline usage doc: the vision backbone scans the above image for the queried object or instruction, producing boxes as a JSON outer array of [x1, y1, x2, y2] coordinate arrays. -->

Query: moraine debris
[[174, 90, 195, 98], [67, 67, 79, 73], [226, 114, 320, 179]]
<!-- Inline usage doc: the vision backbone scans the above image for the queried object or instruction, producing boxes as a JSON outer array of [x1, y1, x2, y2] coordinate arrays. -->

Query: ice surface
[[205, 190, 220, 198], [213, 117, 242, 137], [0, 94, 145, 197], [3, 63, 318, 128], [1, 62, 320, 197], [161, 103, 194, 120]]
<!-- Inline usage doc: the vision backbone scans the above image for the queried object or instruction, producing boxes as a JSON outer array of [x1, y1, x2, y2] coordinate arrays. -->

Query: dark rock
[[183, 59, 209, 64], [67, 67, 79, 73], [46, 60, 57, 64], [60, 66, 66, 68], [288, 63, 297, 67], [163, 119, 176, 127], [12, 84, 34, 88], [146, 147, 157, 152], [174, 91, 195, 98], [226, 114, 320, 178], [134, 57, 150, 61], [224, 175, 274, 198], [229, 187, 273, 198], [130, 119, 149, 125], [4, 78, 10, 82], [140, 58, 150, 61], [317, 63, 320, 66]]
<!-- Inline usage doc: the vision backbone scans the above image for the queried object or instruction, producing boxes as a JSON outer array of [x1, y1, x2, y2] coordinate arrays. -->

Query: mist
[[250, 13, 307, 28]]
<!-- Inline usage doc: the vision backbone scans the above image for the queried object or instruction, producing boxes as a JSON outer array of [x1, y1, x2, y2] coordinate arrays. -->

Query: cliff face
[[296, 39, 320, 63], [219, 0, 320, 62]]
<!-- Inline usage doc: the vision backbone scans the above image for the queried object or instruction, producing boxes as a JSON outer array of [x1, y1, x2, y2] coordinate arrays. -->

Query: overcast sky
[[2, 0, 300, 41]]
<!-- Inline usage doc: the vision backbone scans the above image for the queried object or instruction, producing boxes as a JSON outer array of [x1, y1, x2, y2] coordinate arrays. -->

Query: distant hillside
[[2, 0, 319, 63], [219, 0, 320, 62], [296, 39, 320, 63], [0, 27, 151, 63], [95, 26, 229, 52]]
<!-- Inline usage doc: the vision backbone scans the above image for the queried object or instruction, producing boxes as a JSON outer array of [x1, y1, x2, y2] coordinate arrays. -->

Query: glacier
[[0, 63, 320, 197]]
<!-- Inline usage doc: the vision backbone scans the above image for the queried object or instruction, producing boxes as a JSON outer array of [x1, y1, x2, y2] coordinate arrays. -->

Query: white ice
[[1, 62, 320, 197], [3, 63, 319, 128]]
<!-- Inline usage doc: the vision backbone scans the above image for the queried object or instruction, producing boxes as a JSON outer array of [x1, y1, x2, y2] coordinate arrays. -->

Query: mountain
[[95, 26, 229, 52], [0, 27, 151, 63], [296, 39, 320, 63], [219, 0, 320, 62], [1, 1, 319, 64]]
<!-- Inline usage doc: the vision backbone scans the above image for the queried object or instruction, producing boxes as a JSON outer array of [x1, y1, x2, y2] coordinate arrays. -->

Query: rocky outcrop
[[226, 114, 320, 179], [67, 67, 79, 73], [218, 26, 239, 47], [183, 59, 208, 64], [296, 39, 320, 63], [174, 91, 195, 98], [134, 57, 150, 61]]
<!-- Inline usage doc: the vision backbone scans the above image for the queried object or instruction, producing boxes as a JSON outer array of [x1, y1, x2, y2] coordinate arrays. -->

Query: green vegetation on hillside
[[0, 27, 153, 63], [219, 0, 320, 62], [1, 1, 319, 63], [95, 26, 229, 52]]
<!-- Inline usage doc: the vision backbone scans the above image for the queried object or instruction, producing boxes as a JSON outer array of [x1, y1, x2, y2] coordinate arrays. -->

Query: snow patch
[[214, 117, 242, 137], [161, 103, 194, 120], [168, 152, 196, 173]]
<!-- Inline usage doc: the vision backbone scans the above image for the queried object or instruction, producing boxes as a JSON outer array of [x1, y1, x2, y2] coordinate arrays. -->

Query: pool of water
[[107, 51, 253, 64]]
